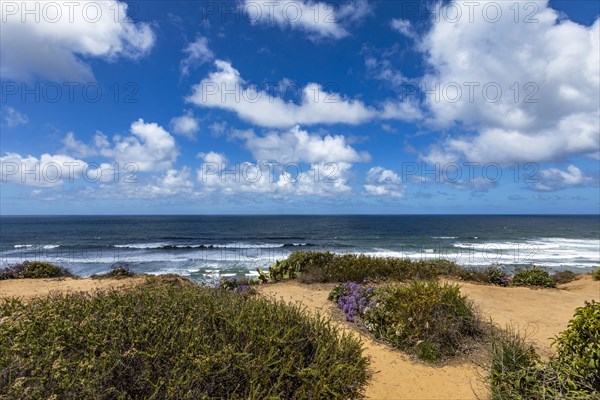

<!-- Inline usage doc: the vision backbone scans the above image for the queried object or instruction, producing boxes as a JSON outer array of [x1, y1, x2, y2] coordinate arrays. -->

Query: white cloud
[[61, 132, 97, 157], [97, 119, 178, 172], [170, 112, 199, 139], [379, 100, 423, 121], [529, 165, 592, 191], [364, 166, 405, 197], [2, 107, 28, 127], [188, 60, 419, 127], [233, 125, 370, 163], [337, 0, 373, 23], [209, 121, 228, 136], [390, 18, 414, 38], [243, 0, 372, 40], [1, 0, 155, 81], [419, 0, 599, 164], [180, 36, 214, 76], [196, 152, 354, 196], [187, 60, 376, 127], [0, 152, 90, 187]]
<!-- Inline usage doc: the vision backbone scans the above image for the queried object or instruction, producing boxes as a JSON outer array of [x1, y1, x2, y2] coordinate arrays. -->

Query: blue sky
[[0, 0, 598, 214]]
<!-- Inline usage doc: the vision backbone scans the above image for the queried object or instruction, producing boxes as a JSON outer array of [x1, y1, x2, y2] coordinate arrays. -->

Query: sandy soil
[[0, 276, 146, 300], [257, 276, 599, 400]]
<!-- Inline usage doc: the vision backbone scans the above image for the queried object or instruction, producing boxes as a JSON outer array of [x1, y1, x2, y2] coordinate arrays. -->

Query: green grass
[[0, 276, 369, 399]]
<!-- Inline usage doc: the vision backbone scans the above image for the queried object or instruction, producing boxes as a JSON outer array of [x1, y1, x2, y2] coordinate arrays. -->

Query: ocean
[[1, 215, 598, 282]]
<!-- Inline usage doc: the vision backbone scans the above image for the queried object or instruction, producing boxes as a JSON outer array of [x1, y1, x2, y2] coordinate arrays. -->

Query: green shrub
[[552, 300, 600, 392], [273, 251, 335, 282], [512, 267, 556, 288], [487, 266, 511, 286], [0, 277, 369, 399], [553, 270, 579, 285], [455, 266, 511, 286], [217, 276, 257, 294], [362, 280, 481, 362], [91, 265, 136, 280], [592, 268, 600, 281], [456, 268, 489, 283], [282, 251, 461, 283], [487, 302, 600, 398], [0, 261, 74, 280]]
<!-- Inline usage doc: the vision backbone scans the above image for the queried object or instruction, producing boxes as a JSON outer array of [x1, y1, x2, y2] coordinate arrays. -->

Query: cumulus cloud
[[233, 125, 370, 163], [0, 152, 96, 187], [364, 166, 405, 197], [170, 111, 199, 139], [1, 106, 28, 127], [187, 60, 419, 127], [419, 0, 599, 165], [528, 165, 593, 191], [1, 0, 155, 81], [61, 132, 97, 157], [97, 119, 179, 172], [196, 152, 354, 196], [180, 36, 214, 76], [243, 0, 372, 40]]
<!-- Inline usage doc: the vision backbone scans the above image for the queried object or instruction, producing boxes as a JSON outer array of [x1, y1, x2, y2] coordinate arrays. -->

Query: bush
[[552, 300, 600, 392], [0, 261, 74, 280], [487, 266, 511, 286], [553, 270, 579, 285], [512, 267, 556, 288], [280, 251, 461, 284], [592, 268, 600, 281], [273, 251, 335, 282], [0, 277, 369, 399], [361, 280, 481, 362], [91, 265, 137, 280], [217, 276, 257, 294], [487, 301, 600, 398]]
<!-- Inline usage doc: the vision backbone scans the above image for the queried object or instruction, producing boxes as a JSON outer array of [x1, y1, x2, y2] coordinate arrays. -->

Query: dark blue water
[[1, 215, 598, 281]]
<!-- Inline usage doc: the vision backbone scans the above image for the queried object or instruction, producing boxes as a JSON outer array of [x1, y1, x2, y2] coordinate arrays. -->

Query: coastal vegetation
[[0, 261, 74, 280], [329, 280, 482, 363], [264, 251, 581, 288], [488, 301, 600, 398], [90, 265, 137, 280], [0, 276, 369, 399]]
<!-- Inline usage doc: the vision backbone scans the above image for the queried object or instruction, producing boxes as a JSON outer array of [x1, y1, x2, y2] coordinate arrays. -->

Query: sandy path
[[257, 276, 598, 400], [257, 282, 485, 400], [450, 276, 599, 358], [0, 276, 146, 300]]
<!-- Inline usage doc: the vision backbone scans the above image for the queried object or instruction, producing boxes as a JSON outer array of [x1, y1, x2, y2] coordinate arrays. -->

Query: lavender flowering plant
[[330, 282, 375, 322]]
